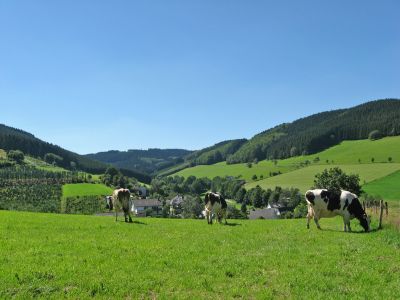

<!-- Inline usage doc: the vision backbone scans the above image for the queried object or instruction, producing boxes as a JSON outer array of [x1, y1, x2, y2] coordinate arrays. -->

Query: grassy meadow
[[62, 183, 113, 198], [1, 210, 399, 299], [174, 137, 400, 183], [175, 160, 293, 182], [363, 170, 400, 200], [245, 163, 400, 193]]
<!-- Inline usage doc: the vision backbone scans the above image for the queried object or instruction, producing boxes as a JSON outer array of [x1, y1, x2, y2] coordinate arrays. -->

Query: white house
[[131, 199, 162, 217]]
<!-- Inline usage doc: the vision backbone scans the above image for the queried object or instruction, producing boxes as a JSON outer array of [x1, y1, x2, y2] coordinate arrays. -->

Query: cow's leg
[[314, 215, 321, 230], [343, 216, 351, 232], [223, 209, 227, 225], [128, 213, 133, 223], [306, 212, 311, 229], [115, 207, 118, 222], [205, 206, 213, 224], [306, 204, 314, 229]]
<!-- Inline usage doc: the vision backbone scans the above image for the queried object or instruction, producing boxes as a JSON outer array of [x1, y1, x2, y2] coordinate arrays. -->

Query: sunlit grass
[[62, 183, 113, 198], [0, 211, 399, 299]]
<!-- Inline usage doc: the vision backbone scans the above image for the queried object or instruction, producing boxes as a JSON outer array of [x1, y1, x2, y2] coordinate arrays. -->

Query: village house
[[249, 204, 281, 219], [131, 199, 162, 217]]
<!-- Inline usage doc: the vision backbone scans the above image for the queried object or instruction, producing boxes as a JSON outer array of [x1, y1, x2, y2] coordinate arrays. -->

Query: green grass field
[[245, 163, 400, 192], [174, 137, 400, 182], [363, 170, 400, 200], [62, 183, 113, 198], [0, 211, 399, 299], [175, 160, 293, 182]]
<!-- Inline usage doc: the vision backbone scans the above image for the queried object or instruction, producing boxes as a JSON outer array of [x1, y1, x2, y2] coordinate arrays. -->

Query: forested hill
[[87, 139, 248, 176], [86, 148, 192, 175], [227, 99, 400, 163], [0, 124, 151, 183]]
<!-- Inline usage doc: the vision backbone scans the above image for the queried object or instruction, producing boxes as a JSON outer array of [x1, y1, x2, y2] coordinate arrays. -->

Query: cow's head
[[359, 213, 370, 232]]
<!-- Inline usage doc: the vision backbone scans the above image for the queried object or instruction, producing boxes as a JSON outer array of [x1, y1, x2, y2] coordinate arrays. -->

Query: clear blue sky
[[1, 1, 399, 154]]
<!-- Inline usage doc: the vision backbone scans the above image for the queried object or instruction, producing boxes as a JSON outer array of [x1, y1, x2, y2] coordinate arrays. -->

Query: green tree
[[368, 130, 382, 140], [313, 167, 361, 195], [235, 188, 247, 203], [241, 203, 247, 214], [181, 195, 203, 218], [7, 150, 24, 164], [44, 153, 63, 166], [388, 157, 392, 163]]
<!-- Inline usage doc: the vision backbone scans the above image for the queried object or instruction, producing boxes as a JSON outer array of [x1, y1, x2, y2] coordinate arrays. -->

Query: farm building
[[131, 199, 162, 217], [249, 206, 281, 219], [169, 195, 184, 216]]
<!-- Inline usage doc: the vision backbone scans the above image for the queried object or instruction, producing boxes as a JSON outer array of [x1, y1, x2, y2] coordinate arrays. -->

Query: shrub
[[369, 130, 382, 140], [7, 150, 24, 164]]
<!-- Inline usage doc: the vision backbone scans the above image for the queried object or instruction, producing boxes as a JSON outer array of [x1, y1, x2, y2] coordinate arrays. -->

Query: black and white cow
[[109, 188, 132, 223], [204, 192, 227, 225], [305, 189, 370, 232]]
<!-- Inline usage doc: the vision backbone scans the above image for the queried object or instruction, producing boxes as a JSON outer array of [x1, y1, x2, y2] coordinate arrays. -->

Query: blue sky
[[1, 1, 399, 154]]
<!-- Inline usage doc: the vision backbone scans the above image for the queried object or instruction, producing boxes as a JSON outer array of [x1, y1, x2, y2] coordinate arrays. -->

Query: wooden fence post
[[378, 200, 384, 230], [385, 202, 388, 216]]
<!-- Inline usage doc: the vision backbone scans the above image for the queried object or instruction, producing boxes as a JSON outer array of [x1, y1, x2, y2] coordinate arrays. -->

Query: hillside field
[[174, 137, 400, 182], [363, 170, 400, 200], [246, 163, 400, 193], [0, 211, 399, 299], [62, 183, 113, 198]]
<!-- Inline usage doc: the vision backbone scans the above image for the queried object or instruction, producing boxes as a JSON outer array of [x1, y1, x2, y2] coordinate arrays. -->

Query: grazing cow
[[305, 189, 370, 232], [110, 188, 132, 223], [204, 192, 227, 225]]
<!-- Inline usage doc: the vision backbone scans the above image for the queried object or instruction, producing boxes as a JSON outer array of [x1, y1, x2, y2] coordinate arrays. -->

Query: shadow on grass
[[315, 227, 378, 234], [114, 219, 147, 225], [224, 222, 242, 227], [132, 220, 147, 225]]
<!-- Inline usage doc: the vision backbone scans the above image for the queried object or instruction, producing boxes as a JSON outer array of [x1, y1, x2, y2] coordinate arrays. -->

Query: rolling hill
[[0, 124, 151, 183], [86, 148, 192, 175], [245, 163, 400, 193], [228, 99, 400, 163], [175, 137, 400, 177], [86, 139, 247, 176]]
